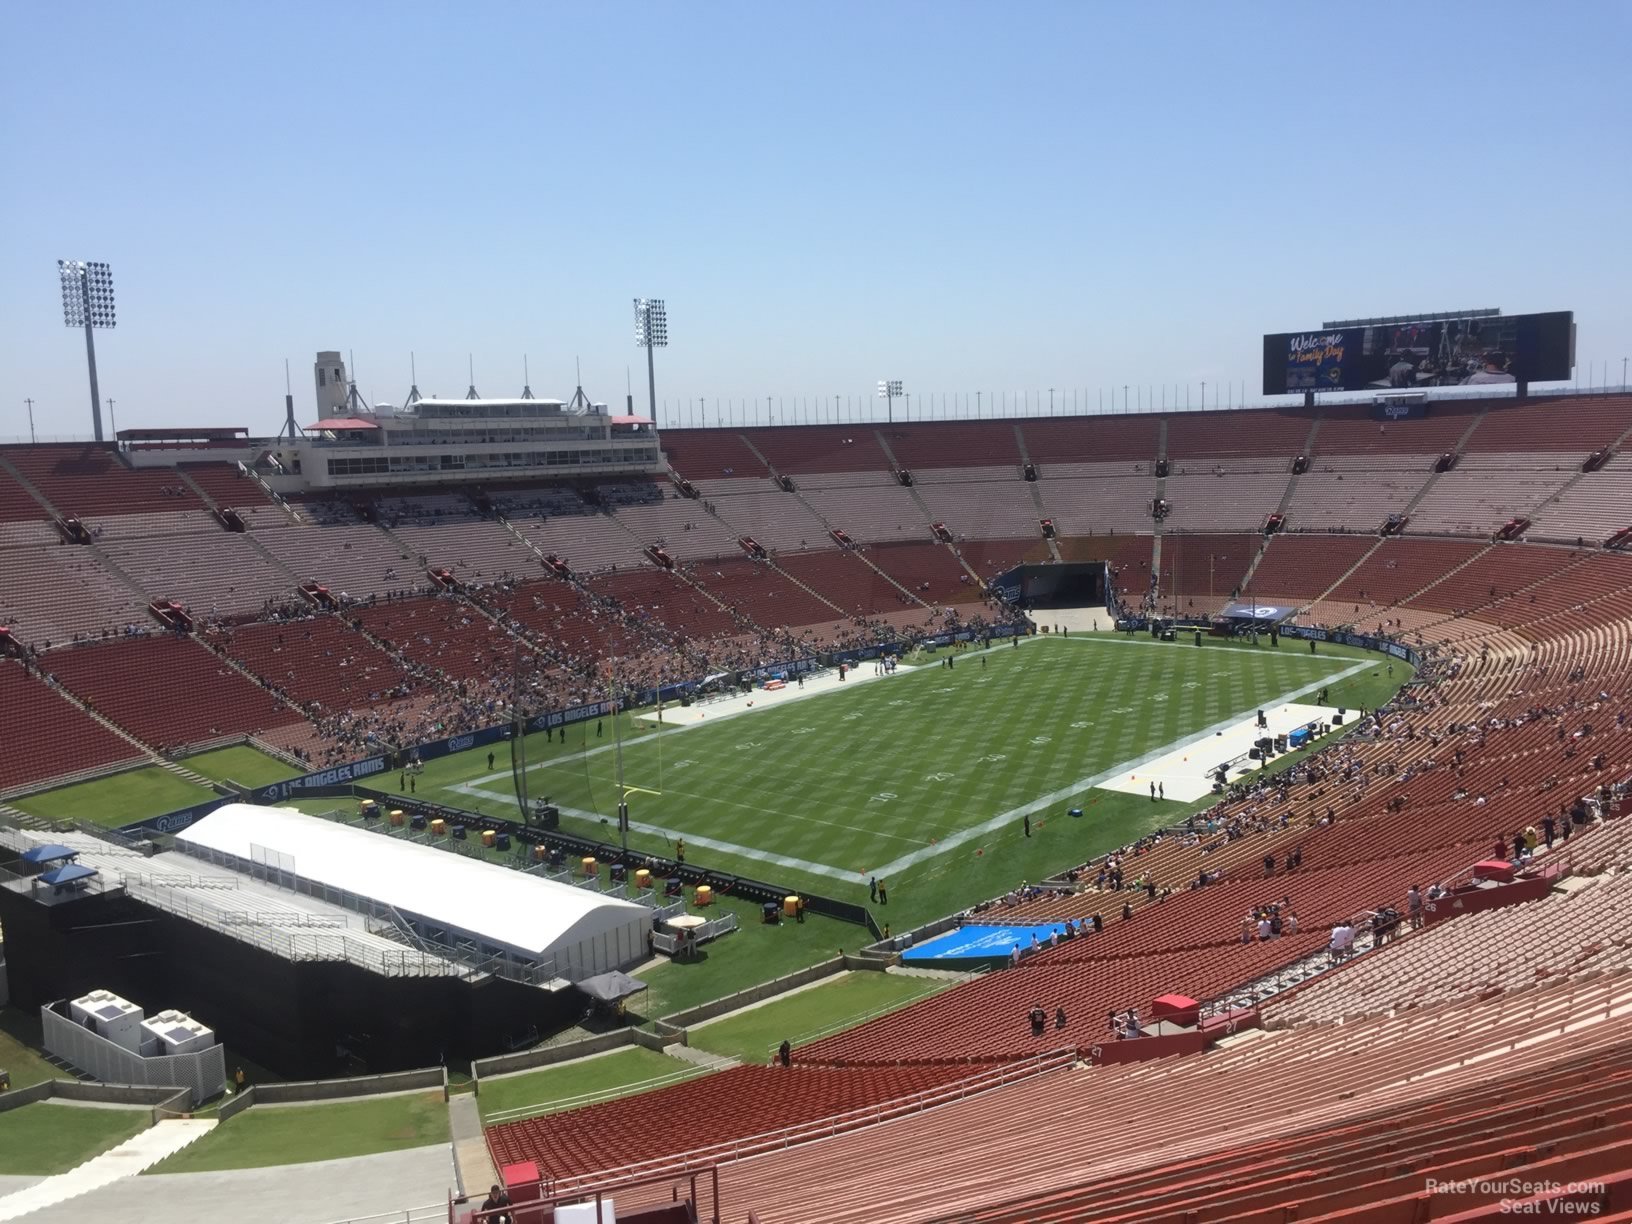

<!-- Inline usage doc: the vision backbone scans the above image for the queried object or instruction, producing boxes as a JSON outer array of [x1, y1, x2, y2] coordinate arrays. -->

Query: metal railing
[[651, 911, 738, 954], [483, 1060, 714, 1126], [166, 838, 561, 986], [317, 1204, 448, 1224]]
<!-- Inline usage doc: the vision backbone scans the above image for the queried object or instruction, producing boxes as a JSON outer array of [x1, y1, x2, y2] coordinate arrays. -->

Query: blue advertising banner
[[1372, 398, 1430, 422], [1276, 623, 1421, 665]]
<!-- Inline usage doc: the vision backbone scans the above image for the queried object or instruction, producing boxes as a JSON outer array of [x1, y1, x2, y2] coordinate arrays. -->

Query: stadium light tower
[[58, 260, 116, 442], [634, 298, 668, 426], [877, 379, 903, 422]]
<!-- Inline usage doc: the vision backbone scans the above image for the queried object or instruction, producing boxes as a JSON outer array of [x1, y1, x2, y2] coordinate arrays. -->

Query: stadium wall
[[0, 1078, 191, 1123]]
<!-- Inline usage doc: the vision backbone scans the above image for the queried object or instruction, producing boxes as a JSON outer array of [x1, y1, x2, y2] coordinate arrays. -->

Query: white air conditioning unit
[[140, 1009, 217, 1056], [70, 989, 144, 1052]]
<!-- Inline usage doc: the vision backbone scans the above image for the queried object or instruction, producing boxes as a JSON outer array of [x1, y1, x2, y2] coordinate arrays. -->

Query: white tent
[[176, 804, 648, 979]]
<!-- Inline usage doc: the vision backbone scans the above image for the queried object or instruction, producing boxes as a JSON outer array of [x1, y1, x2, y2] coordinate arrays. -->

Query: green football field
[[372, 636, 1405, 928], [12, 765, 214, 827]]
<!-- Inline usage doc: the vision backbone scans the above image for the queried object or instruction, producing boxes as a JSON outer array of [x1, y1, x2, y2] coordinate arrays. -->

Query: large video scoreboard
[[1263, 310, 1574, 395]]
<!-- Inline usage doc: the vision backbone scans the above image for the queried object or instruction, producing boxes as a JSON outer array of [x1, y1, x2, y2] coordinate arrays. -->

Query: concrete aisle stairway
[[1011, 424, 1062, 563], [0, 1117, 215, 1222], [447, 1092, 495, 1204]]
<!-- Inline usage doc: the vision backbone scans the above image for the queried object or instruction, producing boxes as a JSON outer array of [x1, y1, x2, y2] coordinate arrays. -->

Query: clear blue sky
[[2, 1, 1628, 438]]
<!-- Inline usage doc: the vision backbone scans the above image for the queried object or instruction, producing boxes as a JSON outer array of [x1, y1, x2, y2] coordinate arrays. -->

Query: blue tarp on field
[[902, 923, 1072, 964]]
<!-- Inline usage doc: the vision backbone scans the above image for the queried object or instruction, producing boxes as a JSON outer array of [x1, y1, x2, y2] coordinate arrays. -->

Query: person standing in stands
[[777, 1039, 792, 1068], [480, 1184, 513, 1224]]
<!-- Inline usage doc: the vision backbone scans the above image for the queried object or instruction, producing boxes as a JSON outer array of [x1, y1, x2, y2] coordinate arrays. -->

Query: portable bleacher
[[69, 989, 144, 1053]]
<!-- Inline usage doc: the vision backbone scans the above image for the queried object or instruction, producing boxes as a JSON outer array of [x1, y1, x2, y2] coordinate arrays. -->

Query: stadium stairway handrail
[[318, 1204, 449, 1224], [532, 1047, 1079, 1196]]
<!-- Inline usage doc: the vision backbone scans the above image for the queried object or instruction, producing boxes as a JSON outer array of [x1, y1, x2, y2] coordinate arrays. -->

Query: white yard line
[[452, 635, 1356, 799], [454, 649, 1374, 885], [551, 803, 860, 881], [863, 655, 1374, 880]]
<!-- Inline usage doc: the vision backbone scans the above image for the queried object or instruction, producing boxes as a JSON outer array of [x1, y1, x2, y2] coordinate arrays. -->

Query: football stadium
[[5, 8, 1632, 1224], [5, 368, 1632, 1220]]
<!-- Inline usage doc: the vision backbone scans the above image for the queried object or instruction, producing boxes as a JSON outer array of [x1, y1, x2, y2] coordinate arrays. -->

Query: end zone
[[1097, 701, 1334, 802]]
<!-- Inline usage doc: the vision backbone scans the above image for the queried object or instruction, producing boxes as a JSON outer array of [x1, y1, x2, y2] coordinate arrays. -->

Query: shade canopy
[[576, 971, 648, 1003], [39, 863, 96, 885], [21, 844, 77, 865]]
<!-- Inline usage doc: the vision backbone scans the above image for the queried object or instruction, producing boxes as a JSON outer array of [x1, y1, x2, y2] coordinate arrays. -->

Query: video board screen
[[1263, 311, 1573, 395]]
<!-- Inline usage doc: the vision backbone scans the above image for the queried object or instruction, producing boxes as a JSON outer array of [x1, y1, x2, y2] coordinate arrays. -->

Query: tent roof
[[308, 418, 379, 431], [21, 844, 77, 864], [39, 863, 96, 885], [1218, 600, 1300, 622], [576, 970, 648, 1003], [176, 804, 646, 961]]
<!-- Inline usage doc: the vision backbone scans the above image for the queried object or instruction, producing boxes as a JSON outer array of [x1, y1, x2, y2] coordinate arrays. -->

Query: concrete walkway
[[12, 1143, 454, 1224], [663, 1044, 738, 1071], [887, 964, 968, 981], [448, 1092, 496, 1202], [0, 1118, 215, 1222]]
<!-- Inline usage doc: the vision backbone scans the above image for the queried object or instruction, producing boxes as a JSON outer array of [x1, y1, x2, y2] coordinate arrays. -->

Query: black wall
[[0, 886, 580, 1077]]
